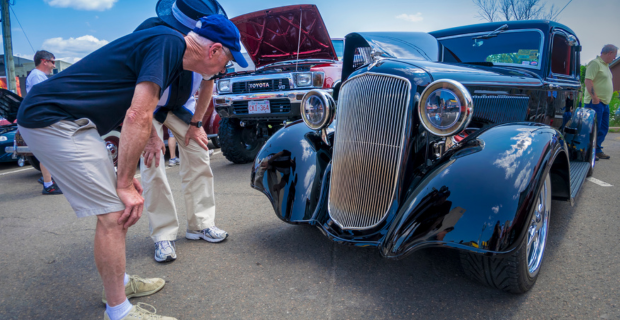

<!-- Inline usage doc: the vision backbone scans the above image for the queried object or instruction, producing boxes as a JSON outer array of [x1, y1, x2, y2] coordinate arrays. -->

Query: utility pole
[[1, 0, 17, 93]]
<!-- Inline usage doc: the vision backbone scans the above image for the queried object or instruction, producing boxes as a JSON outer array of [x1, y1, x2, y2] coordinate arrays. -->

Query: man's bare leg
[[41, 163, 53, 183], [95, 210, 127, 307]]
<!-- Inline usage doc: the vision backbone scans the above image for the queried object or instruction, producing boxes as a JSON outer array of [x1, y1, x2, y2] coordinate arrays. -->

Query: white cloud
[[44, 0, 117, 11], [41, 35, 108, 63], [396, 13, 424, 22]]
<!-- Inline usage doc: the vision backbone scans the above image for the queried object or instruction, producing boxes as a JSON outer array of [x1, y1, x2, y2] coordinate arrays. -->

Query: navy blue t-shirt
[[17, 26, 186, 135]]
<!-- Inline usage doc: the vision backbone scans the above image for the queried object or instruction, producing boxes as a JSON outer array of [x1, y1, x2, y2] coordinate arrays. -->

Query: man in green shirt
[[584, 44, 618, 159]]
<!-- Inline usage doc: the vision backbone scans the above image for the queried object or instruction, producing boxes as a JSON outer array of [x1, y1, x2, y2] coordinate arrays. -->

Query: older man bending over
[[16, 15, 247, 320]]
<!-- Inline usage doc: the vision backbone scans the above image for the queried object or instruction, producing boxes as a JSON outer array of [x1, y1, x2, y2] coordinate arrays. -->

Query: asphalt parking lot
[[1, 135, 619, 320]]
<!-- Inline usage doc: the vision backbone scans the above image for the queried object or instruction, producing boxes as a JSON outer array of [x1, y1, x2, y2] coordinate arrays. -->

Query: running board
[[569, 161, 590, 200]]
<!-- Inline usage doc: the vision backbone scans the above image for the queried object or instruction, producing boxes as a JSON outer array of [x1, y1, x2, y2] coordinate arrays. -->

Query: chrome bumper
[[5, 145, 31, 159], [213, 89, 332, 106], [5, 146, 30, 153]]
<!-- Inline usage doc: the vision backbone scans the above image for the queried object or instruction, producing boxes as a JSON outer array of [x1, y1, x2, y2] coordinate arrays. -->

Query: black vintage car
[[251, 20, 597, 293]]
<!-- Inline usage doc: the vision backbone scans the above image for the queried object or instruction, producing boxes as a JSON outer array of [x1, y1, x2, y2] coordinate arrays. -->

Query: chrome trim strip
[[328, 72, 412, 230], [214, 89, 332, 106]]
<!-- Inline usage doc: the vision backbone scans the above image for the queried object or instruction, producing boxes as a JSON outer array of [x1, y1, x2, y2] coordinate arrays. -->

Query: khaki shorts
[[18, 119, 125, 217]]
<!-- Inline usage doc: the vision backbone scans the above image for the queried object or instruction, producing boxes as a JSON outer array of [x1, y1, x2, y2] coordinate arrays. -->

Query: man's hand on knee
[[185, 125, 210, 151], [116, 178, 144, 229], [143, 134, 166, 167]]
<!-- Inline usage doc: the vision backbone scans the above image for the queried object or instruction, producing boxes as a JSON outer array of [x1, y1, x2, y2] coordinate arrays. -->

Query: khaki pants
[[140, 112, 216, 242]]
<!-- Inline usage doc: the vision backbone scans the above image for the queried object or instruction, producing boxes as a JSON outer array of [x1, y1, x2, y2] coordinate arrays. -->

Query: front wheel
[[27, 156, 41, 171], [101, 129, 121, 166], [460, 173, 551, 293], [210, 136, 221, 149], [219, 118, 264, 164]]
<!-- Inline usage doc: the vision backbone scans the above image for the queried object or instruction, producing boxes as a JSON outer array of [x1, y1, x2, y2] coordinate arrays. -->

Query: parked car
[[213, 4, 343, 163], [0, 119, 18, 163], [1, 88, 220, 167], [251, 20, 595, 293]]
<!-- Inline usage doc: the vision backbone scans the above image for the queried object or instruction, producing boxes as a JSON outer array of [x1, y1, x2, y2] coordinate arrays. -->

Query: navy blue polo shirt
[[17, 26, 186, 135]]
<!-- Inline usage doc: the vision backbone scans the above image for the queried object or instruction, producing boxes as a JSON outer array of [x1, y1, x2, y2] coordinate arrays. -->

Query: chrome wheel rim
[[526, 174, 551, 277]]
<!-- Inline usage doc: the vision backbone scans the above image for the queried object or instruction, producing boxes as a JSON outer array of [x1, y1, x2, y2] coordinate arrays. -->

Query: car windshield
[[439, 30, 543, 69], [332, 39, 344, 60]]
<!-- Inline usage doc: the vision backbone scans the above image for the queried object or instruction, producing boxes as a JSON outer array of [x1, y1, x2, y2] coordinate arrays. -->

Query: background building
[[611, 57, 620, 92]]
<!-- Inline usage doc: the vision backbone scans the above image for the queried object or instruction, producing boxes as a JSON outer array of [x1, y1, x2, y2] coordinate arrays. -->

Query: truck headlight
[[295, 73, 313, 87], [300, 90, 335, 130], [217, 79, 231, 93], [419, 79, 473, 137]]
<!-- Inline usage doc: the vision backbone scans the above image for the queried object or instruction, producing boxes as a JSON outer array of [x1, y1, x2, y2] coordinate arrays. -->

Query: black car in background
[[251, 20, 595, 293]]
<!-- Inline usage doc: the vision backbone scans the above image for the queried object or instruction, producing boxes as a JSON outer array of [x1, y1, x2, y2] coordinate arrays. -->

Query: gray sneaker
[[186, 226, 228, 243], [154, 241, 177, 263]]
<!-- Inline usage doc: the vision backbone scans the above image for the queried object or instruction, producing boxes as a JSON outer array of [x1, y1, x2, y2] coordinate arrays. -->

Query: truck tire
[[210, 136, 221, 149], [219, 118, 263, 164], [460, 173, 551, 293], [27, 156, 41, 171]]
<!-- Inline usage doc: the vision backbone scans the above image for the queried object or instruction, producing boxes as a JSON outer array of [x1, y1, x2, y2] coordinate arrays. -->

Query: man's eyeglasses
[[47, 59, 56, 65]]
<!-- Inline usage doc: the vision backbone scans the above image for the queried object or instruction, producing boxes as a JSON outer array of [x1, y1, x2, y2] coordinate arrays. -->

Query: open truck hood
[[231, 4, 338, 68]]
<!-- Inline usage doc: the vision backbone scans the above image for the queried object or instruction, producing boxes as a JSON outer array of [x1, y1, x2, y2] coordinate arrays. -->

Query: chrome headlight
[[217, 79, 231, 93], [295, 73, 313, 87], [418, 79, 473, 137], [0, 136, 7, 142], [300, 90, 335, 130]]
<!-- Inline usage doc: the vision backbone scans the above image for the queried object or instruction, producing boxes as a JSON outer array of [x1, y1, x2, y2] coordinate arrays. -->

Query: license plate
[[248, 100, 271, 114]]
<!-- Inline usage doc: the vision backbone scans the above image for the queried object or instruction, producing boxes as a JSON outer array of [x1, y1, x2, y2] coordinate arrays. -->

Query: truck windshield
[[439, 30, 543, 69], [332, 39, 344, 60]]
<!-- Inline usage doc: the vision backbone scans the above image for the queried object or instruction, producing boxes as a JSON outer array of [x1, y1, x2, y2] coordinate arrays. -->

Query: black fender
[[380, 123, 570, 259], [251, 120, 333, 223]]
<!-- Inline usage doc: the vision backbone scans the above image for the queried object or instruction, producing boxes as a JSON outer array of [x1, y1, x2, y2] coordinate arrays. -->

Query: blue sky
[[3, 0, 619, 64]]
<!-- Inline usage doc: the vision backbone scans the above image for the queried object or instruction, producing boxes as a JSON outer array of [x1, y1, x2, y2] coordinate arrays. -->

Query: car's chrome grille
[[472, 95, 529, 124], [328, 74, 411, 230], [232, 79, 291, 94]]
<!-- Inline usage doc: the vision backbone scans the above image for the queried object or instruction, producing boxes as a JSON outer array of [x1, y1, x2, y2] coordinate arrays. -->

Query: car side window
[[550, 33, 573, 77]]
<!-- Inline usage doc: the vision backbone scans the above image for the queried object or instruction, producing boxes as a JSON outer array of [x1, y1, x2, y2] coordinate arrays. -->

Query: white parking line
[[0, 167, 34, 176], [587, 177, 614, 187]]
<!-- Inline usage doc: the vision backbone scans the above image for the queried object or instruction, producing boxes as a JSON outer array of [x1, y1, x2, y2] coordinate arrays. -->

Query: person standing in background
[[26, 50, 62, 195], [584, 44, 618, 160], [167, 128, 179, 166]]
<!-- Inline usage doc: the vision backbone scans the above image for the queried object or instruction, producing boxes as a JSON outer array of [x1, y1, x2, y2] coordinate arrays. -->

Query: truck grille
[[328, 73, 411, 229], [232, 79, 291, 94], [232, 99, 291, 115], [472, 95, 529, 123]]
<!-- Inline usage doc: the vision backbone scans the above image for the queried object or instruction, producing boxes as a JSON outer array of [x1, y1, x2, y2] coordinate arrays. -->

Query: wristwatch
[[190, 121, 203, 128]]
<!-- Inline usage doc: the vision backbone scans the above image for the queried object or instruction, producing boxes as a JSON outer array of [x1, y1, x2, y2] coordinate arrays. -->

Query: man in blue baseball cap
[[132, 0, 242, 271], [16, 11, 246, 320]]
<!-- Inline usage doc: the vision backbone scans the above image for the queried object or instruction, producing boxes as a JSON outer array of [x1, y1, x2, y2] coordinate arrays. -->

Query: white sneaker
[[168, 158, 179, 166], [186, 226, 228, 243], [208, 150, 214, 157], [154, 241, 176, 262]]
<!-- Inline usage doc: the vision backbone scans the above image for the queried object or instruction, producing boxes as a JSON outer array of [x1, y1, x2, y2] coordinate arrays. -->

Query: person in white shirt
[[25, 50, 62, 195]]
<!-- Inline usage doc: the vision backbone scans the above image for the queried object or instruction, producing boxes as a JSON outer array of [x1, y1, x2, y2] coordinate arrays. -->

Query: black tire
[[210, 136, 221, 149], [587, 121, 597, 177], [27, 156, 41, 171], [101, 129, 121, 166], [219, 118, 264, 164], [460, 173, 551, 293]]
